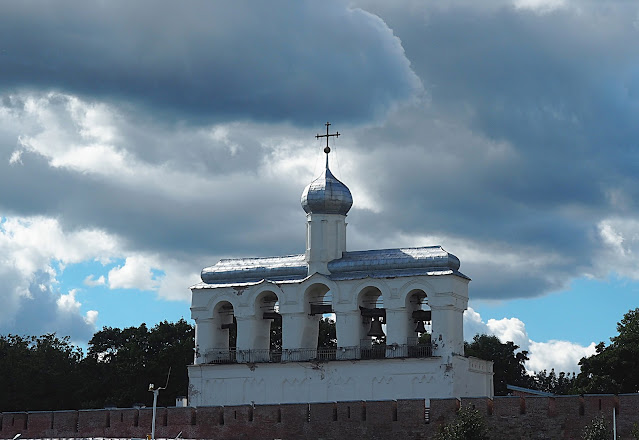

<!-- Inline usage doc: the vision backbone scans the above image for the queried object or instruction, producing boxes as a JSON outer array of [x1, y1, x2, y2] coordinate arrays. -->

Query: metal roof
[[200, 254, 307, 284], [195, 246, 466, 288]]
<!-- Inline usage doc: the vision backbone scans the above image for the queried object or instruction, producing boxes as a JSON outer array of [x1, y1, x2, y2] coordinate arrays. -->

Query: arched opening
[[303, 283, 335, 360], [358, 286, 385, 358], [406, 290, 432, 356], [257, 291, 282, 361], [209, 301, 235, 363]]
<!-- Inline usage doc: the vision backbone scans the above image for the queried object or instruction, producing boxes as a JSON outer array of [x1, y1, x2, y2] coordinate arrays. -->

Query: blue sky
[[473, 275, 639, 347], [1, 0, 639, 373]]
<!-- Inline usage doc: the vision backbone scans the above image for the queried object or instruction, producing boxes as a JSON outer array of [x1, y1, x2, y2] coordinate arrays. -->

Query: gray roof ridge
[[216, 253, 305, 263]]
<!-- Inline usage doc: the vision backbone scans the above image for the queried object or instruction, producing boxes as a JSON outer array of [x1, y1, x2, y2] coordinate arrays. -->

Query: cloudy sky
[[2, 0, 638, 373]]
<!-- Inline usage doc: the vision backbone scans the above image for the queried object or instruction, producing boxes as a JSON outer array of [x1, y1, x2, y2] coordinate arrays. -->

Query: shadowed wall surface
[[1, 394, 637, 440]]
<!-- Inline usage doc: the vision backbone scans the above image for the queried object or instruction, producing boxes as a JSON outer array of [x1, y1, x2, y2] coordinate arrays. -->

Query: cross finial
[[316, 122, 340, 155]]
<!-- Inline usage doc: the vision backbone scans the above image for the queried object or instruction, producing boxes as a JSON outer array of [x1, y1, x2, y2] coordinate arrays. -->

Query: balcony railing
[[203, 343, 432, 365]]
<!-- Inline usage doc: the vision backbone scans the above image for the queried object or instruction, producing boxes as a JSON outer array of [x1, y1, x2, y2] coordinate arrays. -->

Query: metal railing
[[204, 343, 432, 365]]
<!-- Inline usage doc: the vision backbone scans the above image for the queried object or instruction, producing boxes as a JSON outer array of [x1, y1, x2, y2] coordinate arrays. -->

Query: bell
[[414, 320, 427, 334], [367, 318, 385, 337]]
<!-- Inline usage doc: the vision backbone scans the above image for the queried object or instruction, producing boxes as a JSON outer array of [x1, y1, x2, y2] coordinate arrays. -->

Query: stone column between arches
[[281, 312, 319, 361], [235, 315, 271, 362], [194, 318, 215, 365], [334, 311, 361, 359], [385, 308, 412, 358]]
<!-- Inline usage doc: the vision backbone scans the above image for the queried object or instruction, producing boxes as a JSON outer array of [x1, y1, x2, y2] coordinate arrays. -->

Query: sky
[[1, 0, 638, 374]]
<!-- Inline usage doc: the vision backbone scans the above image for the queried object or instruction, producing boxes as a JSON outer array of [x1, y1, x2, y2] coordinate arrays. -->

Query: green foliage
[[465, 334, 578, 395], [532, 369, 576, 395], [268, 316, 334, 349], [575, 308, 639, 394], [79, 319, 194, 409], [631, 422, 639, 439], [436, 406, 489, 440], [418, 332, 432, 344], [0, 334, 83, 411], [0, 320, 194, 411], [465, 334, 532, 395], [270, 318, 282, 350], [318, 317, 337, 348], [581, 415, 610, 440]]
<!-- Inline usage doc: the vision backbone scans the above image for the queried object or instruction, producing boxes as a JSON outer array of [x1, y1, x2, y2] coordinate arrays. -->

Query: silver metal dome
[[301, 165, 353, 215]]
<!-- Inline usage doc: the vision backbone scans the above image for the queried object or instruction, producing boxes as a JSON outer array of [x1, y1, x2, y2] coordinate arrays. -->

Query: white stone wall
[[188, 355, 493, 407]]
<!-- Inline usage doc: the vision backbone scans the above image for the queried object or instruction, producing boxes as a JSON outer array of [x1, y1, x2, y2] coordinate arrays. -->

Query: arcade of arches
[[188, 125, 493, 406]]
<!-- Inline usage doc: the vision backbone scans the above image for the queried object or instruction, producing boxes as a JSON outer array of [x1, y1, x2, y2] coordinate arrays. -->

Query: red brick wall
[[2, 394, 639, 440]]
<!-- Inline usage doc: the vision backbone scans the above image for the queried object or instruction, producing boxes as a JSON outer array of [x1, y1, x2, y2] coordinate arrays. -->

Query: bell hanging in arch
[[414, 320, 426, 334], [367, 317, 385, 338]]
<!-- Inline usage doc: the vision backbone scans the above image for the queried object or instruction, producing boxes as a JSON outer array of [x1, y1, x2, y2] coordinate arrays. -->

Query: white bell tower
[[188, 122, 494, 407]]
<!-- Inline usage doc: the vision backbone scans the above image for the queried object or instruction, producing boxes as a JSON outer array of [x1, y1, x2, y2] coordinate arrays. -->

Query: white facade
[[189, 356, 492, 406], [188, 135, 493, 406]]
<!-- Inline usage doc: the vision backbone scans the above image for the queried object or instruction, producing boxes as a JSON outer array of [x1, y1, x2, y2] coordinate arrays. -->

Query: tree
[[270, 318, 282, 350], [78, 319, 194, 408], [435, 406, 489, 440], [0, 320, 194, 411], [318, 317, 337, 348], [267, 316, 335, 349], [581, 415, 610, 440], [532, 369, 576, 395], [465, 334, 532, 395], [575, 308, 639, 394], [0, 334, 83, 411]]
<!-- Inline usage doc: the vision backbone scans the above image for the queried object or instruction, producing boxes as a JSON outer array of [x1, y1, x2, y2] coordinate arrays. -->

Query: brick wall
[[1, 394, 638, 440]]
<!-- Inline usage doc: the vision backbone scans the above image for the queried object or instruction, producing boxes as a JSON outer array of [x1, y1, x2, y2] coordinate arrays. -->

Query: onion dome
[[301, 162, 353, 215]]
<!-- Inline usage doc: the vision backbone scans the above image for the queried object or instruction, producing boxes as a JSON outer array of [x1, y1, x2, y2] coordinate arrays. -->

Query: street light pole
[[151, 387, 160, 440], [149, 368, 171, 440]]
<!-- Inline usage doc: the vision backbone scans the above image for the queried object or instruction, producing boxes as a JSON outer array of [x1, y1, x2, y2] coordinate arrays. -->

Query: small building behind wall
[[188, 125, 493, 407]]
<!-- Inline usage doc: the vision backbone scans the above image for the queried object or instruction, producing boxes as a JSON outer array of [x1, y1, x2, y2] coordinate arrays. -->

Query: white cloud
[[486, 317, 530, 351], [464, 307, 595, 373], [56, 288, 82, 314], [84, 274, 106, 287], [108, 255, 159, 291], [599, 221, 625, 255], [55, 288, 99, 330], [0, 214, 196, 341], [594, 217, 639, 280], [107, 255, 197, 300], [155, 259, 199, 301], [9, 149, 22, 165], [0, 216, 119, 339], [527, 340, 596, 373], [513, 0, 566, 13], [463, 306, 489, 339], [84, 310, 99, 326], [0, 216, 120, 275]]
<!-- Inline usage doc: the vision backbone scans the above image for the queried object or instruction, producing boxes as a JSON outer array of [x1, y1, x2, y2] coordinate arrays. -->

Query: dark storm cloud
[[360, 1, 639, 207], [341, 1, 639, 299], [2, 0, 639, 314], [0, 0, 420, 125], [0, 146, 304, 258]]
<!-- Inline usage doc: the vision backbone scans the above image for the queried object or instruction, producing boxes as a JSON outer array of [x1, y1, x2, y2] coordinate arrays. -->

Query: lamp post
[[148, 368, 171, 440], [148, 383, 163, 440]]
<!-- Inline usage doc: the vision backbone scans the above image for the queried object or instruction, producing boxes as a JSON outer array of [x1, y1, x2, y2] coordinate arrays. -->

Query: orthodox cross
[[316, 122, 340, 154]]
